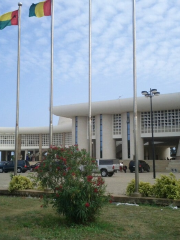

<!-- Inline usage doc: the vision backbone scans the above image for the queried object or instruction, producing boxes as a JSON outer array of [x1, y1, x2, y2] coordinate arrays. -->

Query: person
[[119, 162, 123, 172], [26, 154, 30, 161], [123, 165, 127, 173]]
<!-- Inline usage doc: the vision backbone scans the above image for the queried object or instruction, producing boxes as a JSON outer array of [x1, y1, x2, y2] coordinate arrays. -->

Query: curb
[[0, 189, 180, 207]]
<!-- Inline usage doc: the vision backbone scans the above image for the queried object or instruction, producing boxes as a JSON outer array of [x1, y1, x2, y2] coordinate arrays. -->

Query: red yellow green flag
[[0, 10, 18, 30], [29, 0, 51, 18]]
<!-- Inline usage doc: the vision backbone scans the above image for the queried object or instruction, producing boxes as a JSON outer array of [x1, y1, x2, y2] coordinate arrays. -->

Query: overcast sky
[[0, 0, 180, 128]]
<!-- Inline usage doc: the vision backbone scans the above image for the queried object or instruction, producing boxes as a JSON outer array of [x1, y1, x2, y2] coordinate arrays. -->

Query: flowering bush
[[36, 145, 108, 224]]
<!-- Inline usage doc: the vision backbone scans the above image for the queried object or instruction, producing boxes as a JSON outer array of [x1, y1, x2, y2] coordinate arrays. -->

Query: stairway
[[166, 160, 180, 173]]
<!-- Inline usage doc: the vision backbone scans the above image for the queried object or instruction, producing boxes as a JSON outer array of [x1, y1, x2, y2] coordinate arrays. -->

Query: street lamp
[[141, 89, 160, 179]]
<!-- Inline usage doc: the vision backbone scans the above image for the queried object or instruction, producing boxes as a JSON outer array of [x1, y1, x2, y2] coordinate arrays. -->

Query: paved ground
[[1, 171, 180, 195]]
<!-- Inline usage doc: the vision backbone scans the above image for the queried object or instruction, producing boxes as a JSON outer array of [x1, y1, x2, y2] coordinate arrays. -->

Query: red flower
[[72, 172, 76, 176], [109, 200, 113, 203], [94, 188, 98, 193], [63, 172, 67, 176], [55, 185, 63, 191], [87, 175, 93, 182], [85, 202, 90, 207], [97, 177, 104, 186], [56, 194, 59, 198]]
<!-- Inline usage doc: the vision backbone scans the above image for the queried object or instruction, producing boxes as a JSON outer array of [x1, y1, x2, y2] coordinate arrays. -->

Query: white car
[[79, 159, 120, 177]]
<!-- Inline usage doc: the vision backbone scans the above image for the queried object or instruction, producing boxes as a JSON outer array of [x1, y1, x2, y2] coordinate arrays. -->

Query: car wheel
[[108, 172, 114, 177], [101, 169, 108, 177], [0, 168, 3, 173], [139, 168, 143, 173], [147, 166, 150, 172], [17, 168, 22, 173]]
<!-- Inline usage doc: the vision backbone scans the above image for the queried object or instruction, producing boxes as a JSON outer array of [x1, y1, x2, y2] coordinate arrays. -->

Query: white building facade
[[0, 92, 180, 162], [53, 92, 180, 161]]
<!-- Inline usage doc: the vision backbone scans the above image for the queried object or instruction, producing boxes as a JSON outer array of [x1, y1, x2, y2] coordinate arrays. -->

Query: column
[[39, 134, 42, 161], [18, 135, 21, 160], [102, 115, 115, 159], [122, 113, 128, 159]]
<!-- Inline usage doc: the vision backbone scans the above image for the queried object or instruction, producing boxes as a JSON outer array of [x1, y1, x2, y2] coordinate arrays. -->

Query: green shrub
[[126, 179, 153, 197], [126, 179, 136, 196], [36, 145, 109, 224], [9, 175, 33, 192], [153, 173, 180, 199]]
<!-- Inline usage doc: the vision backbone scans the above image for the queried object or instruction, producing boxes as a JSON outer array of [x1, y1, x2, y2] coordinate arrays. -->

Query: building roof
[[0, 117, 72, 134], [53, 92, 180, 118]]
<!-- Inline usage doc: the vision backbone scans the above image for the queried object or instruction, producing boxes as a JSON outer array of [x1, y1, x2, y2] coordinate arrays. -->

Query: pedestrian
[[120, 162, 123, 172], [123, 165, 127, 173]]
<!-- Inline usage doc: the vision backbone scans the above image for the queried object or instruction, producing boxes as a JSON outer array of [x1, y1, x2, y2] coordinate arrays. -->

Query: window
[[113, 114, 121, 135], [141, 109, 180, 133]]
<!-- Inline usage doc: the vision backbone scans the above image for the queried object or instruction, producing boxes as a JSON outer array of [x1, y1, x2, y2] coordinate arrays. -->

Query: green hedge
[[126, 173, 180, 200]]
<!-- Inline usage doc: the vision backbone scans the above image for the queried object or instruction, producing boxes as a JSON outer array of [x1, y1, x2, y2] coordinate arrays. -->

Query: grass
[[0, 196, 180, 240]]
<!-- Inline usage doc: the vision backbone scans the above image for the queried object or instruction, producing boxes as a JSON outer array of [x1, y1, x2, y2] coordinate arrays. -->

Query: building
[[53, 92, 180, 161], [0, 92, 180, 164], [0, 117, 72, 161]]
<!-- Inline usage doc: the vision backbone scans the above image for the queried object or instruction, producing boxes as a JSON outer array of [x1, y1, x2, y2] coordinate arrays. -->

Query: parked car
[[79, 159, 120, 177], [129, 160, 150, 173], [1, 160, 30, 173], [0, 161, 7, 173]]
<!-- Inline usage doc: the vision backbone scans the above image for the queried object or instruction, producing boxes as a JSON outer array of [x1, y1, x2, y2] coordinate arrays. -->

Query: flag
[[0, 10, 18, 30], [29, 0, 51, 18]]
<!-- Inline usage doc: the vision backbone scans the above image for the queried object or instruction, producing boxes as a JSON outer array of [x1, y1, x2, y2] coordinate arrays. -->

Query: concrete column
[[102, 115, 115, 159], [79, 117, 88, 151], [122, 113, 128, 160], [129, 112, 144, 160], [62, 133, 65, 148], [18, 135, 21, 160], [95, 115, 100, 159], [137, 112, 144, 160], [129, 112, 134, 160], [39, 134, 42, 161], [72, 117, 75, 145], [72, 117, 88, 151]]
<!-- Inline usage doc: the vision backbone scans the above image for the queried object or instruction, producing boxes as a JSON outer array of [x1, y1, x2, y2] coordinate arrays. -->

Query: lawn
[[0, 196, 180, 240]]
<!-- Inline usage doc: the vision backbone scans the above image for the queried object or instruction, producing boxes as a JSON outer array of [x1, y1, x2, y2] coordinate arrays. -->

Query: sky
[[0, 0, 180, 128]]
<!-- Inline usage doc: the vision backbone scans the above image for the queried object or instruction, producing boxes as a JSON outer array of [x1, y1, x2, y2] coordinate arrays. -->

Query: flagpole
[[132, 0, 140, 195], [88, 0, 92, 157], [14, 2, 22, 176], [49, 0, 54, 147]]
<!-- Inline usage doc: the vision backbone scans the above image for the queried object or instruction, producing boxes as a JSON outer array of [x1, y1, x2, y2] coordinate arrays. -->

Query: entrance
[[115, 139, 122, 159]]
